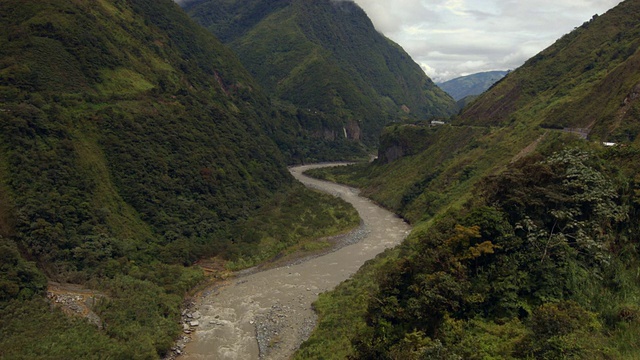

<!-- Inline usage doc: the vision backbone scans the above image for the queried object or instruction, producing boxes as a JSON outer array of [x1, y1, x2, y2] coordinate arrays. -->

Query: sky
[[349, 0, 624, 82]]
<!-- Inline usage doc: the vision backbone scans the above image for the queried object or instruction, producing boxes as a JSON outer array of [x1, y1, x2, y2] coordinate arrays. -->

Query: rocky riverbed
[[176, 164, 411, 360]]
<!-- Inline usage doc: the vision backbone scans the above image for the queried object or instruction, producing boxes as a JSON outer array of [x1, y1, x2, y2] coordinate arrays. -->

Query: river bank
[[174, 163, 411, 360]]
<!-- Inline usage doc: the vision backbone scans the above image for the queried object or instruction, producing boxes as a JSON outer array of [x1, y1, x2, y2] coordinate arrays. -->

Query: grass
[[294, 247, 401, 359], [294, 99, 605, 360], [306, 123, 549, 223], [0, 1, 366, 358], [292, 2, 640, 358], [71, 121, 155, 242], [0, 298, 128, 359], [96, 68, 155, 97], [224, 185, 360, 271]]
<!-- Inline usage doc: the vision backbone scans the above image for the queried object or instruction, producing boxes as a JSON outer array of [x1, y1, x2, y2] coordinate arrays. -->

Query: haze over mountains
[[437, 70, 509, 101], [0, 0, 639, 359], [297, 1, 640, 358]]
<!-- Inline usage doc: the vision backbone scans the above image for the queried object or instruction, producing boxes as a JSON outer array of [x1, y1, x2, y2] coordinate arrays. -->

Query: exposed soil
[[46, 282, 105, 328]]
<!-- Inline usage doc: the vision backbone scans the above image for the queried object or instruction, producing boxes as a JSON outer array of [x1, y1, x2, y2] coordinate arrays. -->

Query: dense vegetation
[[0, 0, 359, 357], [459, 0, 640, 143], [2, 0, 637, 358], [184, 0, 457, 146], [346, 146, 640, 359], [436, 70, 509, 101], [297, 0, 640, 358], [306, 121, 547, 223], [300, 145, 640, 359]]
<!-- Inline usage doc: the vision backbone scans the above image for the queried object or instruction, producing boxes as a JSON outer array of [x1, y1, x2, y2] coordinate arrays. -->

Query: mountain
[[456, 94, 479, 109], [437, 70, 509, 101], [0, 0, 289, 277], [458, 4, 640, 144], [182, 0, 457, 146], [0, 0, 358, 357], [295, 1, 640, 358]]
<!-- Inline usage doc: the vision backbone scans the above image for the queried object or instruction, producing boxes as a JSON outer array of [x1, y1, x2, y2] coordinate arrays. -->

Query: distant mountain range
[[3, 0, 639, 358], [298, 0, 640, 358], [459, 4, 640, 142], [436, 70, 509, 101], [0, 0, 460, 356], [183, 0, 457, 145]]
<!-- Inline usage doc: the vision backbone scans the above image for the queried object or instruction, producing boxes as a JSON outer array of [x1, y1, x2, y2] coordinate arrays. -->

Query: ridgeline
[[298, 1, 640, 358], [183, 0, 457, 148], [0, 0, 360, 357]]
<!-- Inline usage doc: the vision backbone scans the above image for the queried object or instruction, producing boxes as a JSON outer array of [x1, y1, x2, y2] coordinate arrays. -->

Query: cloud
[[352, 0, 624, 81]]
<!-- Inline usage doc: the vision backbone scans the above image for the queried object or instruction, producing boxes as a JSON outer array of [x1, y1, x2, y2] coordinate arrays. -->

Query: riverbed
[[179, 163, 411, 360]]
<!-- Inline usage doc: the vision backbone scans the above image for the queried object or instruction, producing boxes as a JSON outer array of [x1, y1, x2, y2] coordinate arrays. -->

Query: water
[[180, 164, 411, 359]]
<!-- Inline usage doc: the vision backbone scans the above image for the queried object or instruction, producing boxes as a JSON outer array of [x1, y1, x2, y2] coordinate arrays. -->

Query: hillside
[[0, 0, 359, 357], [458, 2, 640, 144], [296, 0, 640, 358], [183, 0, 457, 146], [437, 70, 509, 101]]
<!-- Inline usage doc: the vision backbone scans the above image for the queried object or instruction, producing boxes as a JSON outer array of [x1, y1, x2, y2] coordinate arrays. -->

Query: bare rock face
[[345, 120, 362, 141], [311, 120, 361, 142], [323, 128, 337, 140], [623, 83, 640, 105], [46, 282, 105, 329]]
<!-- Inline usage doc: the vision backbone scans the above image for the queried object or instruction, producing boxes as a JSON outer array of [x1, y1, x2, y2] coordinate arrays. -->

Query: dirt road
[[180, 163, 411, 359]]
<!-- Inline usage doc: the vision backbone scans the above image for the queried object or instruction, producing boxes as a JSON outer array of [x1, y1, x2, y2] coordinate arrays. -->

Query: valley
[[1, 0, 639, 358], [179, 164, 411, 359]]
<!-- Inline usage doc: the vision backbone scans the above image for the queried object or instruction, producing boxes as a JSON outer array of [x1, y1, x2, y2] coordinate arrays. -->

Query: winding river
[[180, 164, 411, 360]]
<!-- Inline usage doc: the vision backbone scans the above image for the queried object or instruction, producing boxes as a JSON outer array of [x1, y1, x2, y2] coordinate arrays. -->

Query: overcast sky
[[349, 0, 623, 82]]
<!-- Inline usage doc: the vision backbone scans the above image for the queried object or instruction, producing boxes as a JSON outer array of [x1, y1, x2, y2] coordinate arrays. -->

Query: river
[[179, 163, 411, 359]]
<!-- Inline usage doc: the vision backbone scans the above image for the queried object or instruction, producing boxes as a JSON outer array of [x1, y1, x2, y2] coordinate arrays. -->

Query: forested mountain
[[459, 4, 640, 143], [297, 1, 640, 358], [182, 0, 457, 146], [437, 70, 509, 101], [0, 0, 358, 357]]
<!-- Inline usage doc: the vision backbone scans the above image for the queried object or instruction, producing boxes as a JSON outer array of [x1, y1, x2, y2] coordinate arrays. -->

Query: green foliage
[[294, 248, 402, 359], [457, 0, 640, 143], [297, 1, 640, 358], [0, 0, 293, 274], [185, 0, 457, 147], [480, 149, 626, 298], [301, 146, 640, 359], [307, 122, 546, 223], [94, 275, 184, 357], [224, 185, 360, 269], [441, 317, 527, 360], [515, 301, 608, 359], [0, 0, 362, 357], [0, 299, 129, 360], [0, 239, 47, 301]]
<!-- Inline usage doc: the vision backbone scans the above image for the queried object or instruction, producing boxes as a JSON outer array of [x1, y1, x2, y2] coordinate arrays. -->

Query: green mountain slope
[[0, 0, 359, 357], [437, 70, 509, 101], [459, 2, 640, 144], [0, 0, 289, 274], [183, 0, 457, 146], [297, 1, 640, 358]]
